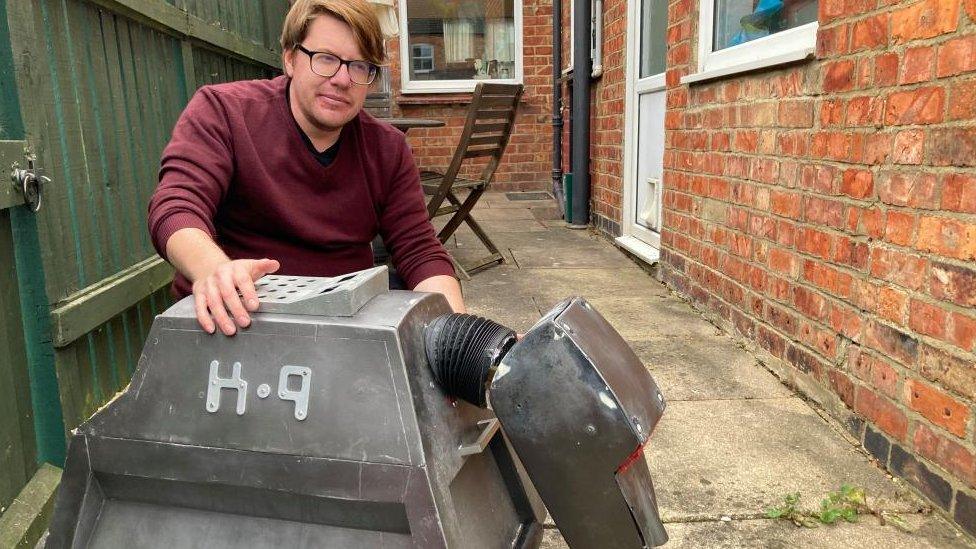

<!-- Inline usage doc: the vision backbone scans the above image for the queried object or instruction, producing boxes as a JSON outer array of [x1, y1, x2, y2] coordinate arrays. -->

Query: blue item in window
[[728, 0, 783, 47]]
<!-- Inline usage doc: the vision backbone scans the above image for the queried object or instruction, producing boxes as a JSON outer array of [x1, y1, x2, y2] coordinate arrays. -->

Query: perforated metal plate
[[254, 266, 389, 316]]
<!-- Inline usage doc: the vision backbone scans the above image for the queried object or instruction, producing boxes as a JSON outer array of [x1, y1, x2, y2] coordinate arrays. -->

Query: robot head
[[426, 297, 668, 547]]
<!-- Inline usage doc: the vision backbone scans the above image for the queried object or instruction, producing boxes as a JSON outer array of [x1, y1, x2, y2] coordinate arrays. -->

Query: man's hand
[[192, 258, 280, 335]]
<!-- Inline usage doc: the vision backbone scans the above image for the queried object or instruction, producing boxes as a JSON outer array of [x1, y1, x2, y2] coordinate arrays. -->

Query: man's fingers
[[235, 269, 260, 312], [216, 270, 250, 329], [193, 290, 216, 334], [206, 281, 236, 336]]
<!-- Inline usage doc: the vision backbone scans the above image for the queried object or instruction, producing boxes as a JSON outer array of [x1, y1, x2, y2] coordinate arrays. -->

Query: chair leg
[[442, 190, 504, 275]]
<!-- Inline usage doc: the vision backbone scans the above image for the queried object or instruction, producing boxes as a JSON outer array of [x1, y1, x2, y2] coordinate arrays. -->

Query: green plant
[[816, 484, 865, 525], [765, 485, 910, 531]]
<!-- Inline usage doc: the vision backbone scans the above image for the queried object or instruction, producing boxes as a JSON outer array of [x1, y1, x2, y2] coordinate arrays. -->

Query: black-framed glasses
[[295, 45, 378, 85]]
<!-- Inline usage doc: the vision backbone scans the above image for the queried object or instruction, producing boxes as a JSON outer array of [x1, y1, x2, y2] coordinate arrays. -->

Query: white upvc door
[[617, 0, 668, 263]]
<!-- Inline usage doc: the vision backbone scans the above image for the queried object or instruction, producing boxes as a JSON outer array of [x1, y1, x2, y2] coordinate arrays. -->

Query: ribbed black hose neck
[[424, 313, 518, 407]]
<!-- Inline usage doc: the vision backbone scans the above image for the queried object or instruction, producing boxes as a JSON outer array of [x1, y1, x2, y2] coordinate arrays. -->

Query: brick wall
[[385, 0, 554, 192], [657, 0, 976, 535]]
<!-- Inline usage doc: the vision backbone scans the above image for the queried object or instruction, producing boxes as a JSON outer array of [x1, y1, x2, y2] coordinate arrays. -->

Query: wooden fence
[[0, 1, 286, 545]]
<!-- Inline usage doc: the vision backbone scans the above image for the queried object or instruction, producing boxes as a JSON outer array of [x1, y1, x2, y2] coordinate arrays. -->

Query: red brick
[[770, 191, 801, 218], [859, 206, 885, 238], [928, 129, 976, 167], [841, 169, 875, 199], [930, 261, 976, 308], [917, 216, 976, 260], [875, 53, 900, 87], [906, 380, 970, 437], [863, 132, 893, 165], [920, 344, 976, 401], [850, 349, 900, 398], [768, 248, 796, 276], [856, 386, 909, 441], [851, 13, 889, 51], [914, 424, 976, 487], [824, 60, 855, 92], [865, 320, 919, 366], [830, 369, 856, 408], [878, 286, 909, 323], [885, 87, 945, 125], [798, 228, 833, 260], [803, 260, 853, 297], [846, 95, 885, 126], [950, 313, 976, 352], [885, 211, 916, 246], [829, 300, 863, 340], [948, 79, 976, 121], [892, 130, 925, 164], [872, 247, 928, 289], [834, 238, 870, 270], [778, 100, 814, 128], [817, 24, 848, 57], [909, 298, 949, 339], [901, 45, 936, 84], [892, 0, 960, 43], [967, 0, 976, 22], [805, 196, 846, 227], [877, 171, 939, 208], [937, 36, 976, 78]]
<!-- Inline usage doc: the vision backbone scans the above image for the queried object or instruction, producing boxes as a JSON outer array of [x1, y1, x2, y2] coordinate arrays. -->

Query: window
[[412, 43, 435, 73], [686, 0, 818, 83], [399, 0, 522, 93]]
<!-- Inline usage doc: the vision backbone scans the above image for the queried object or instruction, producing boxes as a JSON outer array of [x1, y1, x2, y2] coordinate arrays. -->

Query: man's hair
[[281, 0, 386, 66]]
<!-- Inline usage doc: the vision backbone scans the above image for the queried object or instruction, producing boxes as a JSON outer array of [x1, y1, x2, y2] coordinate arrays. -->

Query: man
[[148, 0, 464, 336]]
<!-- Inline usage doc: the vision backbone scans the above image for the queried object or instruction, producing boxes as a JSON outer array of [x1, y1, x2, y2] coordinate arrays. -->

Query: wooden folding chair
[[421, 82, 524, 278]]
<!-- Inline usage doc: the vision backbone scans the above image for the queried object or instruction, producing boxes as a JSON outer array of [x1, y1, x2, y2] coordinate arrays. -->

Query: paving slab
[[462, 291, 544, 334], [581, 297, 724, 341], [630, 336, 794, 402], [461, 265, 669, 305], [466, 207, 537, 221], [646, 398, 924, 521], [540, 514, 974, 549]]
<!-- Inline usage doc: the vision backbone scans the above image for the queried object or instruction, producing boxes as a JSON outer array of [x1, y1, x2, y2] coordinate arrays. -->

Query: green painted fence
[[0, 0, 287, 545]]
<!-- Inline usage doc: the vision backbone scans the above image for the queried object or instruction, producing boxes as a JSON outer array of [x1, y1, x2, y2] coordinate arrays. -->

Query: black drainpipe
[[569, 0, 592, 228], [551, 0, 563, 214]]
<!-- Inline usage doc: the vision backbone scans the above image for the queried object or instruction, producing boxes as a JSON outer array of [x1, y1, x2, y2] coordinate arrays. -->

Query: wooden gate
[[0, 1, 286, 545]]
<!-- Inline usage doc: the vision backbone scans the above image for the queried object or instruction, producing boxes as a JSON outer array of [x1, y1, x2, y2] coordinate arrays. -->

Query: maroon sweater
[[148, 76, 454, 297]]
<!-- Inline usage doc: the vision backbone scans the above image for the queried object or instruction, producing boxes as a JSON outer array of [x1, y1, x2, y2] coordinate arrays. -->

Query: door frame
[[617, 0, 666, 264]]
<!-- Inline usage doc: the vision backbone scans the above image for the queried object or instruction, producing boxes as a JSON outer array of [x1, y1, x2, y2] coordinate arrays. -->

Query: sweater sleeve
[[147, 87, 234, 260], [378, 135, 456, 288]]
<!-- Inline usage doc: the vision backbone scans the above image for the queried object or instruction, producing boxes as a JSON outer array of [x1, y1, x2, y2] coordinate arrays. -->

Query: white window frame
[[411, 43, 435, 74], [682, 1, 818, 84], [398, 0, 524, 94]]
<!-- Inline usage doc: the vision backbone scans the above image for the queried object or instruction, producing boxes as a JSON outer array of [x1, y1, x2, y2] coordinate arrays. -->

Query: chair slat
[[474, 109, 512, 121], [467, 135, 505, 147], [463, 147, 501, 159], [477, 95, 520, 108], [472, 122, 510, 133]]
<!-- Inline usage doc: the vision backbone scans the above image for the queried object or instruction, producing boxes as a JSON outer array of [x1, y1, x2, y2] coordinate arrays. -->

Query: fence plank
[[50, 257, 173, 348]]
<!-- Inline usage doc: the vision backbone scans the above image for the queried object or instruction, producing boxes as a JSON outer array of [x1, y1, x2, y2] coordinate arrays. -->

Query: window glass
[[639, 0, 668, 77], [712, 0, 818, 51], [405, 0, 518, 81]]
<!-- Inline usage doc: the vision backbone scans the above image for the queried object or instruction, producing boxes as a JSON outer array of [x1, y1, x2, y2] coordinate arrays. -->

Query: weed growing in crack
[[765, 485, 911, 531]]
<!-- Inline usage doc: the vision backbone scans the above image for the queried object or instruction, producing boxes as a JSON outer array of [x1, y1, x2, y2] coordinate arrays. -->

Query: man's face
[[283, 14, 370, 135]]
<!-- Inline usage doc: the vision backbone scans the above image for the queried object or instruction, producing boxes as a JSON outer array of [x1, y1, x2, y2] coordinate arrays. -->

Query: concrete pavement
[[446, 192, 973, 548]]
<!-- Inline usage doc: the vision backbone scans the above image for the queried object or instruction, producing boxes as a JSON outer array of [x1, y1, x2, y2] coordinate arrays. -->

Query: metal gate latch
[[11, 165, 48, 213]]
